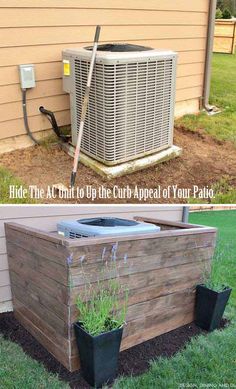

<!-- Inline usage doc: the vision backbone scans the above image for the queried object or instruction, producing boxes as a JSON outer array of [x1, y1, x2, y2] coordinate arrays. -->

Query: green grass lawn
[[0, 336, 68, 389], [0, 166, 34, 204], [176, 53, 236, 143], [0, 210, 235, 388]]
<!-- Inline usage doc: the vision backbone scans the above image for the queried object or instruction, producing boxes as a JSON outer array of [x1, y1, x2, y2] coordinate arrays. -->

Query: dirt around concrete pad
[[0, 127, 236, 204]]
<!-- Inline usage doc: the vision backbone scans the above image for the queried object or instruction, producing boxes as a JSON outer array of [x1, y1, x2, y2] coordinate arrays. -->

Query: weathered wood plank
[[13, 298, 71, 352], [66, 228, 216, 248], [125, 289, 196, 322], [68, 232, 216, 267], [121, 306, 194, 351], [69, 263, 207, 324], [14, 307, 73, 371], [8, 260, 68, 305], [70, 260, 210, 304], [70, 246, 214, 287], [7, 242, 68, 285], [5, 223, 65, 244], [134, 216, 203, 229], [5, 225, 70, 265], [10, 271, 68, 321], [11, 283, 68, 337]]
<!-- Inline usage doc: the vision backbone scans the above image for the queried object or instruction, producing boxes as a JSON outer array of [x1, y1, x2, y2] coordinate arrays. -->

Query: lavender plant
[[202, 241, 233, 292], [75, 246, 129, 336]]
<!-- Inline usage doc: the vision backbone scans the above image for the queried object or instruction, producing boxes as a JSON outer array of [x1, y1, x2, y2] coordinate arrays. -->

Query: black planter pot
[[74, 322, 123, 388], [195, 284, 232, 331]]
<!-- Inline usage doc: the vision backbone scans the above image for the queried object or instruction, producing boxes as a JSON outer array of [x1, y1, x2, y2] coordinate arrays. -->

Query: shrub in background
[[222, 7, 232, 18], [216, 8, 223, 18], [217, 0, 235, 15]]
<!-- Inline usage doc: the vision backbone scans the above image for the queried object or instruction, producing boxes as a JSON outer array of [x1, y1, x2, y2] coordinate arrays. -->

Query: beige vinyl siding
[[0, 1, 209, 11], [0, 0, 209, 144], [0, 205, 184, 313]]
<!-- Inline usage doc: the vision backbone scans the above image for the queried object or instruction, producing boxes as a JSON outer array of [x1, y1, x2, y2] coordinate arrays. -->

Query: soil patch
[[1, 127, 236, 203], [0, 312, 228, 388]]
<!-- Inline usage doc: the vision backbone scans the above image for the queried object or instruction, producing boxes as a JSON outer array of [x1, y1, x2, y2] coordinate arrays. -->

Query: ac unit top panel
[[62, 44, 177, 65], [57, 217, 161, 238]]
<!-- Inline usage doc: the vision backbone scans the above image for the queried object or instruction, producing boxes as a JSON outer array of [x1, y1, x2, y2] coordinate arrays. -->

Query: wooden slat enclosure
[[5, 217, 217, 372], [0, 0, 210, 151], [0, 205, 184, 312], [214, 19, 236, 54]]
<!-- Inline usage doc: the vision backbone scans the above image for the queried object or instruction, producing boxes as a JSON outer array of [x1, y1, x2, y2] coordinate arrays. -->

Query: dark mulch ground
[[0, 312, 228, 388]]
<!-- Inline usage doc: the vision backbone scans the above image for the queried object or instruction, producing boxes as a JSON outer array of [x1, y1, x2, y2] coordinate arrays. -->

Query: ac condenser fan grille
[[73, 54, 176, 165]]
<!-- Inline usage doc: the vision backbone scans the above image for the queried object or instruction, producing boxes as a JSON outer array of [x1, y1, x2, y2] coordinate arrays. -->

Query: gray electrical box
[[19, 64, 35, 89]]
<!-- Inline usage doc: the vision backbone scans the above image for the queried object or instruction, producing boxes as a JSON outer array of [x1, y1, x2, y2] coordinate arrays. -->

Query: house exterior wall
[[0, 0, 209, 151], [0, 205, 184, 313]]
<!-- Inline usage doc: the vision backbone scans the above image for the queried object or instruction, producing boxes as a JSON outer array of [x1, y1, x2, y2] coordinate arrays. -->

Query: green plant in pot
[[74, 276, 128, 388], [195, 250, 232, 331]]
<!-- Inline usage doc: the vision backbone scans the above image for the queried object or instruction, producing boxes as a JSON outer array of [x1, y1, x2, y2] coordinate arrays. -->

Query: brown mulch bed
[[1, 127, 236, 203], [0, 312, 228, 388]]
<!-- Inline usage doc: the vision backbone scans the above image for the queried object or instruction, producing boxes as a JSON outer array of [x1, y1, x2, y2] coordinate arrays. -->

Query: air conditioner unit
[[57, 217, 160, 239], [62, 44, 177, 166]]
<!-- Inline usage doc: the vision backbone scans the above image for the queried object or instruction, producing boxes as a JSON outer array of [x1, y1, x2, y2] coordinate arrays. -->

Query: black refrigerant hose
[[22, 90, 68, 144], [22, 89, 40, 145], [39, 106, 69, 142]]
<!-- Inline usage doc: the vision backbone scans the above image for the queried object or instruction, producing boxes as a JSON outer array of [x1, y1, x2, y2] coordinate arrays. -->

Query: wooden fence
[[190, 205, 236, 212], [214, 19, 236, 54]]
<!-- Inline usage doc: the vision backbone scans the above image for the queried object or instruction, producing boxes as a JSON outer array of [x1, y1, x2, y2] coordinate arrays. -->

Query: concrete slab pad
[[60, 144, 182, 180]]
